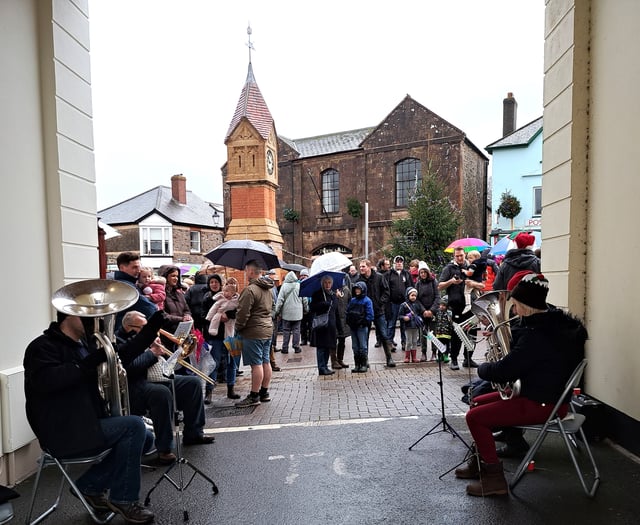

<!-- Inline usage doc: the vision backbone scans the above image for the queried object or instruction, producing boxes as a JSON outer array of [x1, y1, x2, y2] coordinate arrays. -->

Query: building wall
[[275, 98, 488, 263], [491, 132, 543, 231], [543, 0, 640, 451], [0, 0, 98, 484]]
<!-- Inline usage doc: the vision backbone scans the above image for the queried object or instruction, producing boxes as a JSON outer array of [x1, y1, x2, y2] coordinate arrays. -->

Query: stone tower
[[224, 62, 283, 247]]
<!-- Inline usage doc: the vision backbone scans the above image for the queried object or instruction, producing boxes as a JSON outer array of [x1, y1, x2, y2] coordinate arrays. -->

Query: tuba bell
[[52, 279, 138, 416], [469, 290, 520, 400]]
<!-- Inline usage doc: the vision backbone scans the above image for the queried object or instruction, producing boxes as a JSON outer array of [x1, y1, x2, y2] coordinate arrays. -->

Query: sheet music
[[174, 320, 193, 340]]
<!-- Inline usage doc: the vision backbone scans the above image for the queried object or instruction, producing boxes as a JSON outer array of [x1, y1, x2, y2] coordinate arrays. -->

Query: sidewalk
[[205, 332, 474, 429]]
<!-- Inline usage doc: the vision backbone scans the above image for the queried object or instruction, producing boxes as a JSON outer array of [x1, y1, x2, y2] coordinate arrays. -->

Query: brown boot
[[466, 462, 509, 497], [336, 345, 348, 368], [455, 452, 481, 479], [330, 350, 342, 369]]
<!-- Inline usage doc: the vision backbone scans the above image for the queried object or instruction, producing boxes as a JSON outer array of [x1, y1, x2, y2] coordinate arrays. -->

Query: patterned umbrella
[[444, 237, 490, 253]]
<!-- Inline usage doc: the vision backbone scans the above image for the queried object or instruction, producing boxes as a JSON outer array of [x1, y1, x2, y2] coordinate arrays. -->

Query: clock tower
[[223, 58, 283, 247]]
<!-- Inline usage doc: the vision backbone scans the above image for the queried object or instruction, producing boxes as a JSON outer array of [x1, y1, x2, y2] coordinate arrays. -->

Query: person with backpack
[[345, 282, 374, 373]]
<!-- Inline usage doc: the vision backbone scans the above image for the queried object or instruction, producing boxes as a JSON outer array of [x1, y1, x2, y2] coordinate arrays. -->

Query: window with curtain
[[140, 226, 172, 255], [396, 158, 422, 207], [533, 186, 542, 216], [322, 169, 339, 214], [190, 231, 201, 253]]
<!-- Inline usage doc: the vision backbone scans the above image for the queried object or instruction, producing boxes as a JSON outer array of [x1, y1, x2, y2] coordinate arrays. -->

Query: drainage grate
[[286, 357, 302, 363], [208, 405, 256, 417]]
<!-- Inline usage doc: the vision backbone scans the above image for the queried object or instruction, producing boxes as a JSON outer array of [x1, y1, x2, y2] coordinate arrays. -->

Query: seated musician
[[24, 310, 163, 524], [116, 311, 214, 466], [455, 270, 587, 496]]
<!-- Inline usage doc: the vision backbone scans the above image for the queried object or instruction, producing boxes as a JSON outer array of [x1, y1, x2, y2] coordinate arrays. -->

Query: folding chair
[[510, 358, 601, 497], [25, 449, 116, 525]]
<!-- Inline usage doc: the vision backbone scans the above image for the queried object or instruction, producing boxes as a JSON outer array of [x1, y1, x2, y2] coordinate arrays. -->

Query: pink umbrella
[[444, 237, 490, 253]]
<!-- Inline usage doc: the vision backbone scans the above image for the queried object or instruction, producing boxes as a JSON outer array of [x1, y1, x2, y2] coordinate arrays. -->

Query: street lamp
[[212, 209, 220, 227]]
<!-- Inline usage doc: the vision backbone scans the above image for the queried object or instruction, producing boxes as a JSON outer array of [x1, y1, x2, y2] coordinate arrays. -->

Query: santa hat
[[508, 270, 549, 310], [514, 232, 536, 249]]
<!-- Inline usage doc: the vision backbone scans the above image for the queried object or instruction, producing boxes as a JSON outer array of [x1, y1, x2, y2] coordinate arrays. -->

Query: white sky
[[89, 0, 545, 211]]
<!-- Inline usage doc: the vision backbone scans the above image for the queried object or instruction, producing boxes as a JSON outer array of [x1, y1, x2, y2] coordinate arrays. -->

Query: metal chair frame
[[510, 358, 601, 497], [25, 448, 116, 525]]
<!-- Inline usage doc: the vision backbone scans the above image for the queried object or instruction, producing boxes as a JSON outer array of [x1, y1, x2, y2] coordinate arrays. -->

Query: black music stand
[[408, 333, 473, 479], [144, 371, 218, 522]]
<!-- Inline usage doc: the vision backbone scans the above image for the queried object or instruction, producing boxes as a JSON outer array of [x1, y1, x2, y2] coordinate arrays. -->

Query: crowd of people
[[23, 231, 590, 517]]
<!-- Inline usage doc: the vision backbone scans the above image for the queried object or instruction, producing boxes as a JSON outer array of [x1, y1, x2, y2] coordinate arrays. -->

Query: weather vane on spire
[[246, 24, 255, 63]]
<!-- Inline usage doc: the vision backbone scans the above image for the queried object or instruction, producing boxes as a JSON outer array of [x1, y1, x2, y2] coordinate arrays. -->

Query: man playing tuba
[[24, 309, 164, 523], [454, 271, 587, 497]]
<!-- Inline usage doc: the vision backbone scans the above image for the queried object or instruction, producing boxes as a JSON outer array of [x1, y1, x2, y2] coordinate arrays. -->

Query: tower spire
[[246, 24, 254, 64]]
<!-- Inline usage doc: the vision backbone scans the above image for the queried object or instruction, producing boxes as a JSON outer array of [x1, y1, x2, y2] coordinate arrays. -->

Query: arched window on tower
[[396, 158, 422, 207], [322, 168, 339, 214]]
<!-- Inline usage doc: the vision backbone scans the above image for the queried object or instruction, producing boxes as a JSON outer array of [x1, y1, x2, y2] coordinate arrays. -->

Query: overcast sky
[[89, 0, 545, 211]]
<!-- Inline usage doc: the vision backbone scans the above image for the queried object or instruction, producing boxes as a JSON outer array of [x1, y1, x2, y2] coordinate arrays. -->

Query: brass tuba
[[52, 279, 138, 416], [470, 291, 520, 400]]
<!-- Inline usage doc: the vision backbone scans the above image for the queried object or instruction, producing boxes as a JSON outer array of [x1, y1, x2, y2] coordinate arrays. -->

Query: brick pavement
[[204, 332, 486, 430]]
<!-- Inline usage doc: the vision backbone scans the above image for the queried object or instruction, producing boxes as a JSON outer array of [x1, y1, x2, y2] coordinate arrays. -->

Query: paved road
[[10, 334, 640, 524]]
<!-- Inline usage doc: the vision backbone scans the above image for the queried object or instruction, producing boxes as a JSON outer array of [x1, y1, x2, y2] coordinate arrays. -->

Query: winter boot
[[410, 349, 418, 363], [351, 354, 362, 373], [404, 350, 411, 363], [420, 350, 428, 362], [455, 446, 480, 479], [330, 349, 342, 369], [337, 344, 348, 368], [227, 385, 240, 400], [362, 354, 370, 371], [466, 462, 509, 497], [382, 340, 396, 367]]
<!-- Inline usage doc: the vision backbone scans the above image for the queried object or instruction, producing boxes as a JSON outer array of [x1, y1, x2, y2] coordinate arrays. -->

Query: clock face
[[266, 149, 274, 175]]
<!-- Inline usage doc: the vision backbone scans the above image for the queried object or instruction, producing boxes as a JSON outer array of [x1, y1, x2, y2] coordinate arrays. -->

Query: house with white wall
[[486, 94, 543, 240]]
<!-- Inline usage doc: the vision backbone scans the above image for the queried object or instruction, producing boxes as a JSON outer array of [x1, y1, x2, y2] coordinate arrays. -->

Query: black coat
[[23, 313, 163, 458], [309, 288, 342, 349], [478, 307, 586, 403]]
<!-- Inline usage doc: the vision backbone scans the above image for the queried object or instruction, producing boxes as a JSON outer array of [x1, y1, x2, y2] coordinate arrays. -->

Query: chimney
[[502, 92, 518, 137], [171, 174, 187, 204]]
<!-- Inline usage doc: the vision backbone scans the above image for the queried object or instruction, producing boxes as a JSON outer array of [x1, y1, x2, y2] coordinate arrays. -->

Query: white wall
[[0, 0, 99, 483], [543, 0, 639, 422]]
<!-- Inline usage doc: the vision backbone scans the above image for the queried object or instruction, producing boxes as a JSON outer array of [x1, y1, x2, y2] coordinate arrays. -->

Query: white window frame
[[190, 231, 201, 253], [533, 186, 542, 216]]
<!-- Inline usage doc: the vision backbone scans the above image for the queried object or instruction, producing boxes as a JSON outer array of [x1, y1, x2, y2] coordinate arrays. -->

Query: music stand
[[144, 370, 218, 522], [408, 332, 473, 479]]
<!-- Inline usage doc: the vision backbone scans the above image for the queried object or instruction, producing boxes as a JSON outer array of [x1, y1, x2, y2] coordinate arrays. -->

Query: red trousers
[[466, 391, 567, 464]]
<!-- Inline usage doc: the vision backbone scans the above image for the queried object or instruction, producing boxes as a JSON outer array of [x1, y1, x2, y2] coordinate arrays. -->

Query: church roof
[[225, 62, 274, 141], [98, 186, 222, 227], [280, 127, 375, 158]]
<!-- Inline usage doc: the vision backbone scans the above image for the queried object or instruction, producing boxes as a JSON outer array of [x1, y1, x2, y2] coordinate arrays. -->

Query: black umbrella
[[205, 239, 280, 270], [279, 260, 308, 272]]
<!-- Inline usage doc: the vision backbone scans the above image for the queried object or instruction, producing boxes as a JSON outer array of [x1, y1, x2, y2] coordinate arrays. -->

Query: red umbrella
[[444, 237, 490, 253]]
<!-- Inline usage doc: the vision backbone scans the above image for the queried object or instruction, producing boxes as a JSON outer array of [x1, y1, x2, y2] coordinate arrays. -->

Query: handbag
[[147, 358, 168, 382], [312, 307, 330, 329]]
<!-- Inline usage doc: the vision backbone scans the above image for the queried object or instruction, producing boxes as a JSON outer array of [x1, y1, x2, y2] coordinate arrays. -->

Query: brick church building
[[223, 64, 489, 266]]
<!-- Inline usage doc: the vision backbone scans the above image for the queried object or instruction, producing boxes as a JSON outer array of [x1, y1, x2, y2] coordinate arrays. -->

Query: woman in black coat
[[310, 275, 342, 375]]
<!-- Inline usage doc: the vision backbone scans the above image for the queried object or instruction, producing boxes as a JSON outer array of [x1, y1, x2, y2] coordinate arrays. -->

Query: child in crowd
[[433, 297, 452, 362], [345, 281, 374, 373], [205, 277, 239, 338], [462, 250, 487, 314], [137, 266, 166, 310], [399, 287, 426, 363], [408, 259, 420, 285]]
